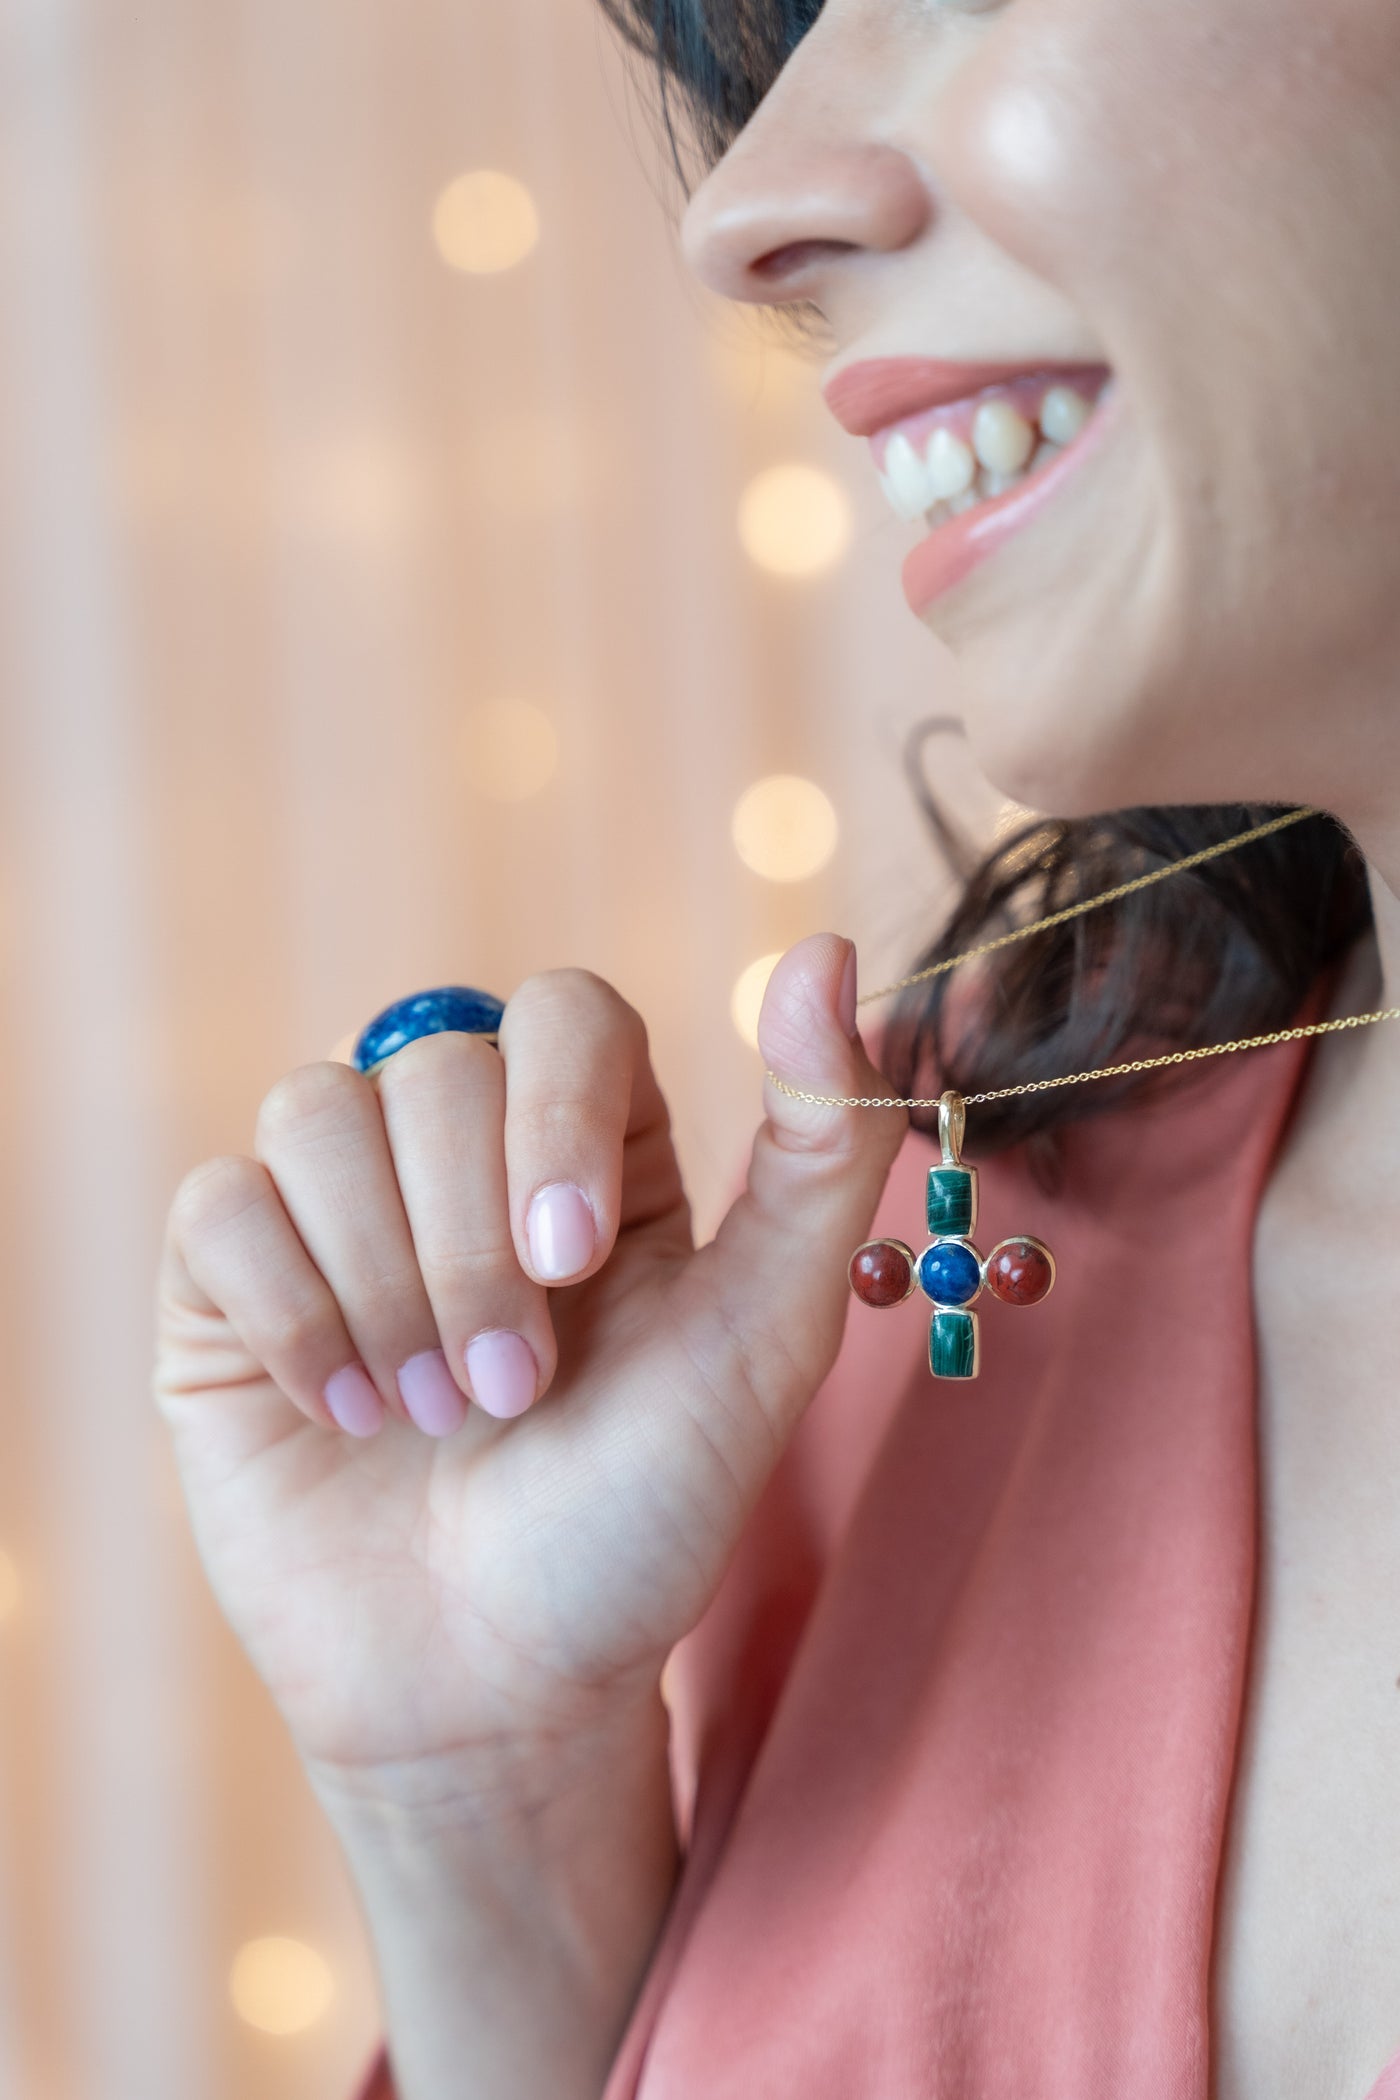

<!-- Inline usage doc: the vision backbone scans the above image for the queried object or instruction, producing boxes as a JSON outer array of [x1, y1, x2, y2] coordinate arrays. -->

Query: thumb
[[703, 930, 912, 1418]]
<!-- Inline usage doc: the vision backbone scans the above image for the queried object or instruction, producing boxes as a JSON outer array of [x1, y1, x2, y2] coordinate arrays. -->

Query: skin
[[675, 1, 1400, 2093], [151, 3, 1400, 2093], [155, 953, 913, 2095]]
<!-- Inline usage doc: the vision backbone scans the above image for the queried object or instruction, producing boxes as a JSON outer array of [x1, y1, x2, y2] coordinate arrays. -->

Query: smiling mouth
[[872, 365, 1114, 531]]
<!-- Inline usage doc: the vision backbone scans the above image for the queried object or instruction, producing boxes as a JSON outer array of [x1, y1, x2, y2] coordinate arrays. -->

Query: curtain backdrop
[[0, 0, 997, 2091]]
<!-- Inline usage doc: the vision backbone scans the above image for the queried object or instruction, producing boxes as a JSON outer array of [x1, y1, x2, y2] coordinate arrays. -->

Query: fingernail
[[526, 1182, 595, 1281], [838, 941, 858, 1038], [464, 1330, 539, 1419], [324, 1363, 385, 1437], [397, 1349, 469, 1437]]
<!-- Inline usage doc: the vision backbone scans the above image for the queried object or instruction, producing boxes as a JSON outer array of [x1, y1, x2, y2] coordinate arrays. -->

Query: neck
[[1286, 817, 1400, 1204], [1362, 846, 1400, 1016], [1331, 812, 1400, 1015]]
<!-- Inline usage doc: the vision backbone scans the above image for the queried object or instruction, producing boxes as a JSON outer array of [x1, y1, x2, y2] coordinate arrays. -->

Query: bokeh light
[[737, 464, 852, 577], [229, 1937, 335, 2036], [459, 697, 559, 802], [731, 951, 784, 1048], [731, 773, 838, 882], [432, 170, 539, 275], [0, 1551, 20, 1626]]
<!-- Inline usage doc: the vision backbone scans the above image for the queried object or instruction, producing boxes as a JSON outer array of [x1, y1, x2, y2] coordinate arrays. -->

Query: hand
[[153, 934, 908, 1809]]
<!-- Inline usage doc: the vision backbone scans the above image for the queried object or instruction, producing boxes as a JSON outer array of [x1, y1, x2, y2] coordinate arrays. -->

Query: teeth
[[922, 442, 1068, 528], [881, 432, 934, 521], [970, 400, 1035, 476], [1039, 385, 1090, 446], [879, 426, 977, 519], [880, 381, 1094, 528], [923, 427, 977, 500]]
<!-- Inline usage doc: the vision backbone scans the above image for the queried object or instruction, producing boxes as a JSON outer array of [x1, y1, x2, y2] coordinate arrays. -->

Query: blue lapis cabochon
[[917, 1238, 982, 1308], [351, 985, 506, 1075]]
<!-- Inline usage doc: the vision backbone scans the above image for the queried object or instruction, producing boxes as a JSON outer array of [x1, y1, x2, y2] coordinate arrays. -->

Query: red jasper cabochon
[[849, 1239, 914, 1307], [984, 1236, 1054, 1307]]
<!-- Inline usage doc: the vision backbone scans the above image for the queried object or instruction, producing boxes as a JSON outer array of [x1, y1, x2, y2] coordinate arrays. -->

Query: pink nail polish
[[525, 1182, 595, 1280], [323, 1363, 385, 1437], [397, 1349, 469, 1437], [464, 1330, 538, 1419]]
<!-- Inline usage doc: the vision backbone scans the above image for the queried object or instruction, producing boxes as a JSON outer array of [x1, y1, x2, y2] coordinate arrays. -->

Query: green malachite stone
[[929, 1308, 978, 1379], [926, 1164, 976, 1239]]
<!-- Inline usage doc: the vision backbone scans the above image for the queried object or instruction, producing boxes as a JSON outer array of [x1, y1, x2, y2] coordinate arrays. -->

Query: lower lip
[[900, 376, 1123, 616]]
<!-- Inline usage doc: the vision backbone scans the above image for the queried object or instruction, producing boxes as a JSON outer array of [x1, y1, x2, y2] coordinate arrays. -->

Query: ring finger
[[253, 1060, 460, 1433]]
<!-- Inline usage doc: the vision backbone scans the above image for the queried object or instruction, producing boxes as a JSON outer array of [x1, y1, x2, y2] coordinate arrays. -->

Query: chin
[[911, 402, 1209, 817], [933, 620, 1157, 821], [920, 528, 1238, 820]]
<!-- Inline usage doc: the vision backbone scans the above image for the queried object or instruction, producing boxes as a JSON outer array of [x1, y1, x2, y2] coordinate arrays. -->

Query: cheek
[[930, 0, 1400, 321], [927, 0, 1154, 288], [926, 0, 1400, 812]]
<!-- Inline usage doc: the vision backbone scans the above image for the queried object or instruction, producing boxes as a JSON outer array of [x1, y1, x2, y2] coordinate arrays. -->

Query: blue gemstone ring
[[351, 985, 507, 1080]]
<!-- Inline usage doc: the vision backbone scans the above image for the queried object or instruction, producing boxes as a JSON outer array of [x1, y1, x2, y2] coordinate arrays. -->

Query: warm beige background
[[0, 0, 1000, 2092]]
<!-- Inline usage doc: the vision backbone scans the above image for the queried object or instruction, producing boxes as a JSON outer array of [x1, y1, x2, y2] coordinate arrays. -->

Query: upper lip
[[821, 357, 1108, 439]]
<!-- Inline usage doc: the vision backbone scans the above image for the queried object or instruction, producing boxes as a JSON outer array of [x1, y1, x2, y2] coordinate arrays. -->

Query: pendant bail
[[937, 1089, 966, 1166]]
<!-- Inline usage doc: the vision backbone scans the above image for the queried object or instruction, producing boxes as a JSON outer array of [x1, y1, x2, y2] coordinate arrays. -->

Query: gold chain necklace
[[762, 805, 1400, 1381]]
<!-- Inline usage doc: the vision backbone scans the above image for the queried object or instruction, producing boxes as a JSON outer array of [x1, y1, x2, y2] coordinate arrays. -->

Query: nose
[[679, 102, 932, 310]]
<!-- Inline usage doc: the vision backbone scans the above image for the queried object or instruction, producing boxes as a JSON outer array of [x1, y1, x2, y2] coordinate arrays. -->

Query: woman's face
[[679, 0, 1400, 827]]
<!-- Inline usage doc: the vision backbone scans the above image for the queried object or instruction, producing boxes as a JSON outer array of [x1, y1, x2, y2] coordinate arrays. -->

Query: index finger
[[495, 968, 673, 1288]]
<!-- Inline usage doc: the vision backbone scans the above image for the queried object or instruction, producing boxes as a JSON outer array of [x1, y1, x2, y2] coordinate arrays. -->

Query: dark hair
[[597, 0, 1375, 1173], [598, 0, 824, 184]]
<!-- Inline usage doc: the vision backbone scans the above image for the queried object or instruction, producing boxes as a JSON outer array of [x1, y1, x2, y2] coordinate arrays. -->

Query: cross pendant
[[847, 1091, 1056, 1379]]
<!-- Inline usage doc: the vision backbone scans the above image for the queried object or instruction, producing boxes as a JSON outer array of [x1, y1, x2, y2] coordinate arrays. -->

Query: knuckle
[[417, 1235, 519, 1297], [498, 972, 648, 1104], [509, 1093, 596, 1154], [607, 990, 649, 1056], [375, 1027, 500, 1099], [264, 1296, 338, 1369], [359, 1258, 432, 1314], [502, 966, 632, 1033], [546, 964, 614, 1002], [256, 1060, 366, 1146], [168, 1154, 269, 1245]]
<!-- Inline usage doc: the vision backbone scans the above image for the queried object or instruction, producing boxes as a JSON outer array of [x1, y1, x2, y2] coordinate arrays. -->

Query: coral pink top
[[351, 1016, 1400, 2100]]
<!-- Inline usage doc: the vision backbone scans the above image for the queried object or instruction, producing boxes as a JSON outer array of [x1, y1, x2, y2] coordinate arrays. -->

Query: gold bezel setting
[[916, 1234, 985, 1311], [982, 1233, 1057, 1308], [848, 1237, 920, 1306]]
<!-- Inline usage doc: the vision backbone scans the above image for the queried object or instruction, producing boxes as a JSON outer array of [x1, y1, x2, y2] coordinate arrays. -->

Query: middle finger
[[373, 1031, 555, 1420]]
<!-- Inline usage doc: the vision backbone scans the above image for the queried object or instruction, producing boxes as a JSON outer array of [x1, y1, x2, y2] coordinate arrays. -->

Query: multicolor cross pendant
[[847, 1090, 1055, 1379]]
